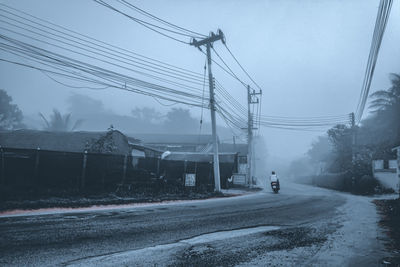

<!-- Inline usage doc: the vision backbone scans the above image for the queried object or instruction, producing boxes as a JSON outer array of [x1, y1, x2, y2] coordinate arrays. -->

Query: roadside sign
[[185, 173, 196, 187], [233, 174, 246, 185]]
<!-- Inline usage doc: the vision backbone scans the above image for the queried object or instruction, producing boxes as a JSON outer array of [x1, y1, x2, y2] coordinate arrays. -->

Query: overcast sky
[[1, 0, 399, 162]]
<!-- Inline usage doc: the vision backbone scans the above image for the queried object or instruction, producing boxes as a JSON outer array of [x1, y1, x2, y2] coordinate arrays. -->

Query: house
[[128, 141, 242, 189], [0, 129, 135, 155]]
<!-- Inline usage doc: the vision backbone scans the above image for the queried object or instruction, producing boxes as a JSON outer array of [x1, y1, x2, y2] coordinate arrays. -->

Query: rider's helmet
[[271, 171, 275, 175]]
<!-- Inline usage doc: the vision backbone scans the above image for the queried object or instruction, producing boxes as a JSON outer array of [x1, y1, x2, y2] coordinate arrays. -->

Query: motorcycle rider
[[270, 171, 280, 190]]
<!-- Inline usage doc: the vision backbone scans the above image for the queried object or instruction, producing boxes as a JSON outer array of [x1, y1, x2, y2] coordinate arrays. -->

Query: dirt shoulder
[[374, 198, 400, 265], [0, 187, 261, 213]]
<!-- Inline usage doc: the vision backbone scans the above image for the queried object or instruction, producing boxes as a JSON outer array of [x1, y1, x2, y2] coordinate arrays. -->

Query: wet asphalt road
[[0, 183, 347, 266]]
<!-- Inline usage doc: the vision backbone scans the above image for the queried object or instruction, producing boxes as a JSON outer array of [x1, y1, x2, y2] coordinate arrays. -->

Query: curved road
[[0, 181, 386, 266]]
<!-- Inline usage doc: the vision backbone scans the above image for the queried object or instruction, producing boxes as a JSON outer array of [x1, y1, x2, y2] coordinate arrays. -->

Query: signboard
[[185, 173, 196, 187], [233, 174, 246, 185]]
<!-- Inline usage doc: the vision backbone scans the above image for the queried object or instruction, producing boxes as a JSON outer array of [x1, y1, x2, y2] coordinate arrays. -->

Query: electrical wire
[[354, 0, 392, 123], [223, 43, 263, 91], [0, 3, 357, 132], [0, 4, 206, 79], [93, 0, 190, 44], [0, 36, 211, 107], [117, 0, 207, 38], [0, 12, 208, 87]]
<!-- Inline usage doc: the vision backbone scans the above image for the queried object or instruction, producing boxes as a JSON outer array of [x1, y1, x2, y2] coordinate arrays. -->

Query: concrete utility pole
[[247, 85, 253, 186], [350, 112, 356, 163], [190, 30, 225, 192], [247, 86, 261, 187]]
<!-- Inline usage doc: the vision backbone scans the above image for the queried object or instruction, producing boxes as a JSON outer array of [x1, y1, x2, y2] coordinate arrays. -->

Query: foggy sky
[[1, 0, 399, 162]]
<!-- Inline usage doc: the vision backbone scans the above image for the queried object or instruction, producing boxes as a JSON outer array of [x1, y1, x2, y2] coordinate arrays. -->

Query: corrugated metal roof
[[0, 129, 131, 155], [219, 143, 248, 156], [162, 152, 236, 163], [130, 133, 214, 145]]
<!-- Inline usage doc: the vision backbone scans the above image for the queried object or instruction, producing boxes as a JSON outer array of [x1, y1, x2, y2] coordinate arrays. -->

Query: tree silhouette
[[39, 109, 83, 132], [369, 73, 400, 112], [131, 107, 162, 123], [163, 108, 197, 134], [367, 73, 400, 144], [0, 89, 24, 130]]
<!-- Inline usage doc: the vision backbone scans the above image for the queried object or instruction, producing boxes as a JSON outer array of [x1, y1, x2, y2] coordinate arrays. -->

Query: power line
[[223, 43, 263, 91], [1, 56, 209, 108], [117, 0, 207, 38], [93, 0, 191, 44], [89, 0, 263, 105], [0, 35, 211, 107], [40, 70, 109, 90], [210, 47, 248, 89], [354, 0, 392, 123], [0, 10, 208, 86], [0, 23, 210, 96], [0, 3, 206, 79], [0, 3, 357, 133]]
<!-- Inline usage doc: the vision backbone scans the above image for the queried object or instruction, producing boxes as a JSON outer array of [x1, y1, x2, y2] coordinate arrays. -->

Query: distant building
[[128, 135, 247, 188], [218, 143, 248, 186], [128, 133, 214, 152], [391, 145, 400, 193], [161, 151, 238, 189], [219, 143, 248, 174], [372, 158, 398, 192]]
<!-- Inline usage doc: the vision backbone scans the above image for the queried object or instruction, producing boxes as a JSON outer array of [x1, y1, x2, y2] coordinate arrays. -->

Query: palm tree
[[367, 73, 400, 144], [39, 109, 83, 132], [369, 73, 400, 112]]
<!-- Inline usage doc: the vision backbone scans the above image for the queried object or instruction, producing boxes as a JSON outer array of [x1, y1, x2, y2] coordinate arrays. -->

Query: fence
[[0, 147, 137, 194], [0, 147, 235, 200]]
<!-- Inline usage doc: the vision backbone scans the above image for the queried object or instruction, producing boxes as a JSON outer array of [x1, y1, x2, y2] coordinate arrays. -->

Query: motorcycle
[[271, 181, 279, 193]]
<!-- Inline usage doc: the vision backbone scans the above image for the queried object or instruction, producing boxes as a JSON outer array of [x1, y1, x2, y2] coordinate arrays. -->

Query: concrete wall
[[374, 171, 398, 191], [372, 159, 398, 192]]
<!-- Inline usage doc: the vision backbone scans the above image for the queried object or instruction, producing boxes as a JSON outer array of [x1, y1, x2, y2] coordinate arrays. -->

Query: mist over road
[[0, 182, 386, 266]]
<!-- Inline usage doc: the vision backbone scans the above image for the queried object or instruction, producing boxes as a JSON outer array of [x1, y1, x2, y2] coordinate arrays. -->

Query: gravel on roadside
[[374, 198, 400, 265]]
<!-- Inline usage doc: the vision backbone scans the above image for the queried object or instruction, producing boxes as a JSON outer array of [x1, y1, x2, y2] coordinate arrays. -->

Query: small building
[[219, 143, 248, 173], [219, 143, 248, 185], [372, 158, 398, 192], [391, 145, 400, 193], [161, 151, 237, 189], [128, 139, 243, 189]]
